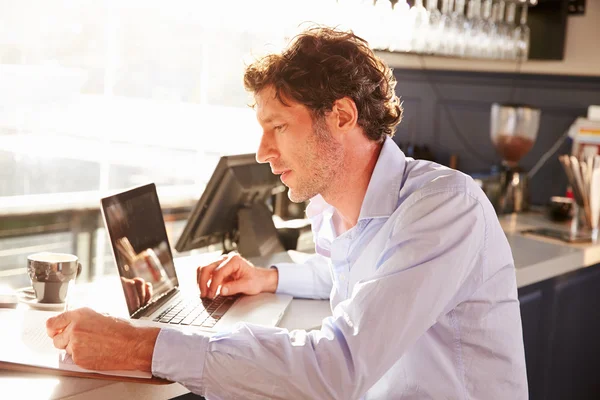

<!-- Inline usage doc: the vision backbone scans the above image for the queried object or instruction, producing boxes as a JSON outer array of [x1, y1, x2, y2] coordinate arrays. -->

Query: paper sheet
[[0, 309, 151, 379]]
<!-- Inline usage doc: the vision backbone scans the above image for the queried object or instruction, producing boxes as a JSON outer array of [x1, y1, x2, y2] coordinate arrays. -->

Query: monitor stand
[[236, 203, 285, 258]]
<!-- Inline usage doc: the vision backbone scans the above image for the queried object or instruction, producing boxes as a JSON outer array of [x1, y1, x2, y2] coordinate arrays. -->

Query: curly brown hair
[[243, 27, 403, 142]]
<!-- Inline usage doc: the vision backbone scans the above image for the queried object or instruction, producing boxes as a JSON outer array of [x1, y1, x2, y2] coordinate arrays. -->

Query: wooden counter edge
[[0, 361, 173, 385]]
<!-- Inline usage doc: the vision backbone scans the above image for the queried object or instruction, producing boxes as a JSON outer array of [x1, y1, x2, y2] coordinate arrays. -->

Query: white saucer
[[18, 296, 66, 311], [16, 288, 66, 311]]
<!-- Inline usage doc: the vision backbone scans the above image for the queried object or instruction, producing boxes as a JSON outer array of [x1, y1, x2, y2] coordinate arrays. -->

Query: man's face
[[255, 86, 343, 203]]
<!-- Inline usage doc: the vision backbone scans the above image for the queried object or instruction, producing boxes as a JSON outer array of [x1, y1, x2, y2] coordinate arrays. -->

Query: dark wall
[[391, 68, 600, 206]]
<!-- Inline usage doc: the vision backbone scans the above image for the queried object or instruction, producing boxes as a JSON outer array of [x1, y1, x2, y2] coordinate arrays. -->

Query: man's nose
[[256, 132, 277, 164]]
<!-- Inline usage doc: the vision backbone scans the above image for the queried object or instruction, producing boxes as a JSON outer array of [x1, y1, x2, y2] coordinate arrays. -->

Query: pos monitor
[[175, 153, 286, 258]]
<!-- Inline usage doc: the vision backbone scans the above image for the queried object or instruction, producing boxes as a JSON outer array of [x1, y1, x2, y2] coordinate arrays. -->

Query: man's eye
[[274, 124, 286, 132]]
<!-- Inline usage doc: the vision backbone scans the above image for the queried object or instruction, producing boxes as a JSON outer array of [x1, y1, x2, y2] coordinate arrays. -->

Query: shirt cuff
[[151, 327, 210, 389], [273, 263, 315, 298]]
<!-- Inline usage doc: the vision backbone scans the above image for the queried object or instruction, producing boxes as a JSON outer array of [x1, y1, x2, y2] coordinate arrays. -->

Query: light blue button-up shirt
[[152, 137, 528, 399]]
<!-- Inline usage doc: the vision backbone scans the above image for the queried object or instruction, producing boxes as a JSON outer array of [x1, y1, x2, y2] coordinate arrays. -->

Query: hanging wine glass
[[467, 0, 483, 58], [503, 2, 518, 59], [487, 2, 503, 59], [390, 0, 412, 52], [372, 0, 394, 51], [451, 0, 468, 57], [478, 0, 494, 58], [424, 0, 442, 54], [409, 0, 430, 54], [493, 1, 508, 59], [437, 0, 454, 55], [514, 4, 530, 61]]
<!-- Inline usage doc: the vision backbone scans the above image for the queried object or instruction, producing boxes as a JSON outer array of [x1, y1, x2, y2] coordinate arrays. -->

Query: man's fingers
[[208, 257, 241, 298], [198, 256, 227, 297], [52, 329, 70, 350], [46, 311, 73, 337], [199, 265, 216, 297]]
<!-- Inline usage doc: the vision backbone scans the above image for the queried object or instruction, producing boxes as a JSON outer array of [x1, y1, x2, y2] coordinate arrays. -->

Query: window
[[1, 1, 340, 288]]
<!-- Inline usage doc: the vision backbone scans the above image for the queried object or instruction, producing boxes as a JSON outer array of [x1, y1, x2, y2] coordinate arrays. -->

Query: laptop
[[100, 183, 293, 333]]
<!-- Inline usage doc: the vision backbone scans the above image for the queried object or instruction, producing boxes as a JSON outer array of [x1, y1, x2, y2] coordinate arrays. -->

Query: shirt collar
[[358, 136, 406, 220], [306, 193, 331, 220], [305, 136, 406, 221]]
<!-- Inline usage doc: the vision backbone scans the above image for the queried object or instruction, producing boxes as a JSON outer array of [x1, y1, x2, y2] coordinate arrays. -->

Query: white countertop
[[499, 212, 600, 288]]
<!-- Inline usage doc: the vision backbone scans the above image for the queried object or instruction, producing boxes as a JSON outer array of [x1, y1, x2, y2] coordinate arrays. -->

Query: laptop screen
[[101, 183, 179, 316]]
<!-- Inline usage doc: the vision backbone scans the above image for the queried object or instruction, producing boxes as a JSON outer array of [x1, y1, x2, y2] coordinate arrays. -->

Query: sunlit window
[[0, 1, 304, 197], [0, 0, 343, 286]]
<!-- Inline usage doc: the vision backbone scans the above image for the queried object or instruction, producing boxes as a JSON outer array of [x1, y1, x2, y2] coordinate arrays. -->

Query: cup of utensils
[[558, 154, 600, 242], [25, 252, 82, 305]]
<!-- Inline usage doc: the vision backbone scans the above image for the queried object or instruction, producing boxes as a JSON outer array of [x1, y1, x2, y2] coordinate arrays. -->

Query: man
[[47, 27, 528, 399]]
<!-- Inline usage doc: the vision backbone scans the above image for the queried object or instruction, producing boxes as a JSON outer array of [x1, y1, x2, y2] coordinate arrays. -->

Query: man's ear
[[331, 97, 358, 132]]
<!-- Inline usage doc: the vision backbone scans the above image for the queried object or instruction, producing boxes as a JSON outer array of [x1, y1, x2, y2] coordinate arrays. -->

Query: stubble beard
[[287, 119, 344, 203]]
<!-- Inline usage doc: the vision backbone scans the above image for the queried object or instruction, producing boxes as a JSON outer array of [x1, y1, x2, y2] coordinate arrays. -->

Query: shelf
[[376, 50, 600, 77]]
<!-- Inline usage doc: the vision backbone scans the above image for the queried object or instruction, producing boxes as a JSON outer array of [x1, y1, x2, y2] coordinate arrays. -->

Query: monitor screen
[[101, 183, 178, 316], [175, 153, 285, 257]]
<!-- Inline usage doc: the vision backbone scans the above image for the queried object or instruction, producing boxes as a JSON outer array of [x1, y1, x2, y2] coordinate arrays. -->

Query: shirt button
[[339, 274, 346, 281]]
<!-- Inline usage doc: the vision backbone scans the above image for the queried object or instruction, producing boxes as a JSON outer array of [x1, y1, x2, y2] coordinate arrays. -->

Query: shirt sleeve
[[151, 328, 210, 386], [273, 253, 333, 300], [152, 189, 487, 399]]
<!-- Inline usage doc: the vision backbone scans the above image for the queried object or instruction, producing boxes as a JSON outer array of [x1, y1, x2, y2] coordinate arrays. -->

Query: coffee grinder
[[490, 103, 541, 213]]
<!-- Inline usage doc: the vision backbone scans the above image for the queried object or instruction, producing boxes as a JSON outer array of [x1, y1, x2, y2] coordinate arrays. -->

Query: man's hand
[[197, 253, 278, 299], [46, 307, 160, 371]]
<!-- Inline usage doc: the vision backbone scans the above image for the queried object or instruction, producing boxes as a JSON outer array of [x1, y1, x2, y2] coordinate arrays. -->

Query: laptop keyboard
[[153, 294, 239, 328]]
